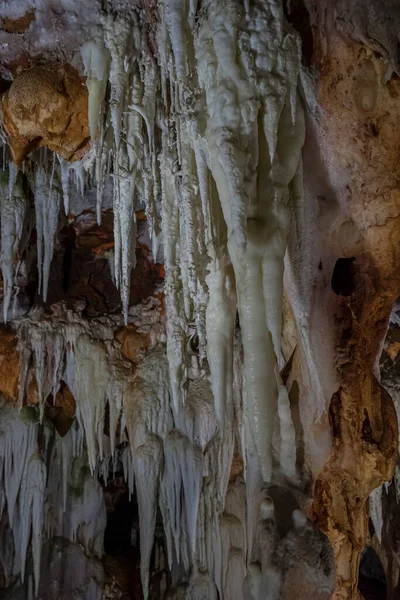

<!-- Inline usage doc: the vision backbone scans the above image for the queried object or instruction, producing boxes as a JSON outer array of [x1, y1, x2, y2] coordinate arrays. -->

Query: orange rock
[[385, 341, 400, 362], [2, 63, 90, 165]]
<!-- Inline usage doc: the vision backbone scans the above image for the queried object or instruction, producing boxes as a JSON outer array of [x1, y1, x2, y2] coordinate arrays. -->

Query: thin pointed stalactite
[[31, 166, 61, 303]]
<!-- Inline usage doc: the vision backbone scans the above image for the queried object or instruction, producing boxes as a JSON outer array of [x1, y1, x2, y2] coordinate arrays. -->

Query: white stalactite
[[17, 452, 46, 594], [0, 172, 26, 323], [31, 167, 61, 302], [73, 334, 110, 473], [80, 40, 110, 140], [370, 485, 384, 544], [134, 436, 163, 600]]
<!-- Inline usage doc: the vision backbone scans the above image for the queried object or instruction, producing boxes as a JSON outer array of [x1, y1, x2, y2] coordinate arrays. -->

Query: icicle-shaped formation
[[156, 0, 305, 481], [0, 400, 106, 596], [58, 157, 85, 216], [134, 436, 163, 600], [80, 40, 110, 140], [0, 403, 42, 592], [160, 430, 203, 564], [73, 334, 110, 472], [15, 310, 128, 469], [102, 14, 132, 150], [0, 171, 26, 323], [370, 485, 384, 544], [17, 320, 65, 420], [17, 452, 46, 594], [31, 167, 61, 302], [99, 15, 161, 324]]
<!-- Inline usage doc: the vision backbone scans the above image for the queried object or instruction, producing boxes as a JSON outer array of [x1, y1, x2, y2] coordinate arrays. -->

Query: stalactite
[[134, 436, 163, 600], [30, 166, 61, 303], [0, 0, 340, 598], [0, 171, 26, 323], [80, 40, 110, 141]]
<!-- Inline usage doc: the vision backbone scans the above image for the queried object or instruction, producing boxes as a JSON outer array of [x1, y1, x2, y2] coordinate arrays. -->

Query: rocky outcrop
[[293, 4, 400, 598], [2, 63, 90, 164]]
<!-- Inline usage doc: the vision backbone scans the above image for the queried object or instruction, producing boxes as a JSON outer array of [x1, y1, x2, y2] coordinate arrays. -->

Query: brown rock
[[229, 452, 244, 482], [304, 14, 400, 600], [115, 325, 151, 364], [54, 382, 76, 419], [1, 10, 35, 34], [26, 376, 39, 405], [2, 62, 90, 165], [0, 325, 19, 401], [44, 383, 76, 436]]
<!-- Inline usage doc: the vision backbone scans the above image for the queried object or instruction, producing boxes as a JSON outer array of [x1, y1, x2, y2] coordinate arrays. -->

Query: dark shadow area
[[358, 546, 387, 600], [289, 380, 305, 471], [284, 0, 314, 66], [331, 257, 357, 296], [104, 483, 136, 556]]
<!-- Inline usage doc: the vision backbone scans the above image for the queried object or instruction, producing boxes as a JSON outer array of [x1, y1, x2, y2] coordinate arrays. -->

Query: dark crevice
[[60, 225, 76, 293], [329, 390, 342, 440], [358, 546, 387, 600], [284, 0, 314, 66], [362, 409, 377, 445], [289, 380, 305, 471], [331, 257, 357, 296], [104, 481, 137, 556], [0, 77, 12, 95]]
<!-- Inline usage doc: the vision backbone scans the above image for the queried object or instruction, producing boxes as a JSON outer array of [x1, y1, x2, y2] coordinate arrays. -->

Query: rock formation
[[0, 1, 398, 599], [2, 64, 90, 164]]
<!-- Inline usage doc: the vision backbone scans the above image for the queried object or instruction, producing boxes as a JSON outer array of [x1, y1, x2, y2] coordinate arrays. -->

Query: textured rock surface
[[296, 5, 400, 599], [2, 63, 90, 164], [0, 10, 35, 35]]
